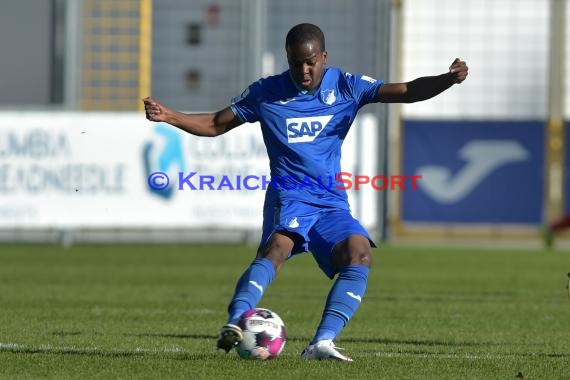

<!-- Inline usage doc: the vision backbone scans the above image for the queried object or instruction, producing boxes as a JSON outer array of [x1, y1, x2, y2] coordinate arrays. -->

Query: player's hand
[[143, 97, 168, 122], [448, 58, 468, 84]]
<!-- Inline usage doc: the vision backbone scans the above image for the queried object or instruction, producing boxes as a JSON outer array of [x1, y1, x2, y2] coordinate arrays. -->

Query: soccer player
[[143, 23, 468, 361], [541, 215, 570, 249]]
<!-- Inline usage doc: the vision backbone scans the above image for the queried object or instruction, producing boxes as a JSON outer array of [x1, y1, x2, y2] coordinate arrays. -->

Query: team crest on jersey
[[321, 89, 336, 105], [286, 115, 334, 143]]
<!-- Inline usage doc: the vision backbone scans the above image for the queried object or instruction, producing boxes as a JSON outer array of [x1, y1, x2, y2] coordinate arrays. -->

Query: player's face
[[286, 41, 327, 91]]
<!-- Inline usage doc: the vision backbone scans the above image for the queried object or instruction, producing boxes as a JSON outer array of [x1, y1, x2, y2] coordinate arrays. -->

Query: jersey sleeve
[[345, 72, 384, 108], [230, 81, 261, 123]]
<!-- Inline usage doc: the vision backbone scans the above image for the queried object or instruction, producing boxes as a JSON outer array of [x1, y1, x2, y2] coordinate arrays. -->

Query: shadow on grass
[[126, 332, 492, 348], [367, 293, 521, 304], [54, 330, 493, 348], [48, 331, 570, 359]]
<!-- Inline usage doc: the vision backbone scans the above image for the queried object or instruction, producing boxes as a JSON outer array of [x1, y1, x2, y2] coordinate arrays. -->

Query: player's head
[[285, 23, 327, 91]]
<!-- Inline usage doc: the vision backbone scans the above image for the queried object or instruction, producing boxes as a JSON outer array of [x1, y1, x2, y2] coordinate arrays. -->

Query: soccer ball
[[236, 308, 287, 360]]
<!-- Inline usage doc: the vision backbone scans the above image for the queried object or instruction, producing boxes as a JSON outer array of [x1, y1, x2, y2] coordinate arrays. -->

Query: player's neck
[[288, 70, 325, 95]]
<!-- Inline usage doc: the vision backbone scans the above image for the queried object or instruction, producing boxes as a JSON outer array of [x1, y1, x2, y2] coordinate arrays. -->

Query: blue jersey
[[230, 67, 383, 209]]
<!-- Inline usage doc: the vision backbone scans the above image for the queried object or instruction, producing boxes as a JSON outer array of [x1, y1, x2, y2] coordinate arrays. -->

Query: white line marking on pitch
[[374, 351, 512, 360], [0, 342, 187, 354]]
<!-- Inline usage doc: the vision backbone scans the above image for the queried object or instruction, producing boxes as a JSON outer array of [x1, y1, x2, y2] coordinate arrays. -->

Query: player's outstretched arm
[[376, 58, 468, 104], [142, 97, 243, 137]]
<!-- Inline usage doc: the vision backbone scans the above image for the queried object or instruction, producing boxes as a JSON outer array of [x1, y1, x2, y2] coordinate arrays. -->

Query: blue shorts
[[258, 200, 376, 278]]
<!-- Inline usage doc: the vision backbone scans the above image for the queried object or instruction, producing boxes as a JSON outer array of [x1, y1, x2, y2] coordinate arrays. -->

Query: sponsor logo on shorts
[[287, 217, 299, 228]]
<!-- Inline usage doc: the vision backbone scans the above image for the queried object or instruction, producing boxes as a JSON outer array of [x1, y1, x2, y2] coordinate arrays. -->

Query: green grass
[[0, 243, 569, 379]]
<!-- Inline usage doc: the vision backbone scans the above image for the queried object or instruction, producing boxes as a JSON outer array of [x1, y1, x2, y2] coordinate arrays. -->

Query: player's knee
[[349, 246, 372, 267], [257, 232, 295, 272], [332, 235, 373, 268]]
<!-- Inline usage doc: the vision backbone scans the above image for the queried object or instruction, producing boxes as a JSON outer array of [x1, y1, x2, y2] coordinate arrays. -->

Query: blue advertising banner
[[402, 120, 544, 224]]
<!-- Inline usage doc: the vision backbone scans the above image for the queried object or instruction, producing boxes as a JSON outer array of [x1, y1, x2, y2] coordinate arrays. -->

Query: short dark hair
[[285, 23, 325, 52]]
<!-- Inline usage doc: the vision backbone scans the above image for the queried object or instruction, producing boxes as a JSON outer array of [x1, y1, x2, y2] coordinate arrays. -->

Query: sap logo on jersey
[[286, 115, 333, 143]]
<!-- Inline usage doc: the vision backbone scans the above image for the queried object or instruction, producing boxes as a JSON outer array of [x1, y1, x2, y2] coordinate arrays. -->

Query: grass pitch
[[0, 243, 568, 379]]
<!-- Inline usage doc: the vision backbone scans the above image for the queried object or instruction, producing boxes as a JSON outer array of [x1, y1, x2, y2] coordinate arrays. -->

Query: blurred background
[[0, 0, 566, 246]]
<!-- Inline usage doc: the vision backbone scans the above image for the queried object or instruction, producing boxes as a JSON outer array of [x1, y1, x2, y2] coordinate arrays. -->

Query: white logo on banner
[[416, 140, 529, 204]]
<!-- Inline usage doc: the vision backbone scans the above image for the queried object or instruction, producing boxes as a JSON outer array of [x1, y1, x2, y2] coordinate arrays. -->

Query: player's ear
[[322, 50, 328, 65]]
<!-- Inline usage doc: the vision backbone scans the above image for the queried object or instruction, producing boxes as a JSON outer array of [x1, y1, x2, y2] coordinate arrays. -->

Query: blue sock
[[310, 265, 369, 344], [227, 258, 275, 324]]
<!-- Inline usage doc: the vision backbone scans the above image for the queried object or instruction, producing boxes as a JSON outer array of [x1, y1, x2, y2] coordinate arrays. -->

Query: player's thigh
[[308, 209, 375, 278], [257, 200, 319, 272]]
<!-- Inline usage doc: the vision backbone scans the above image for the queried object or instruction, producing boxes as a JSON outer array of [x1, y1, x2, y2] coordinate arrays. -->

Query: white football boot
[[301, 339, 353, 361]]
